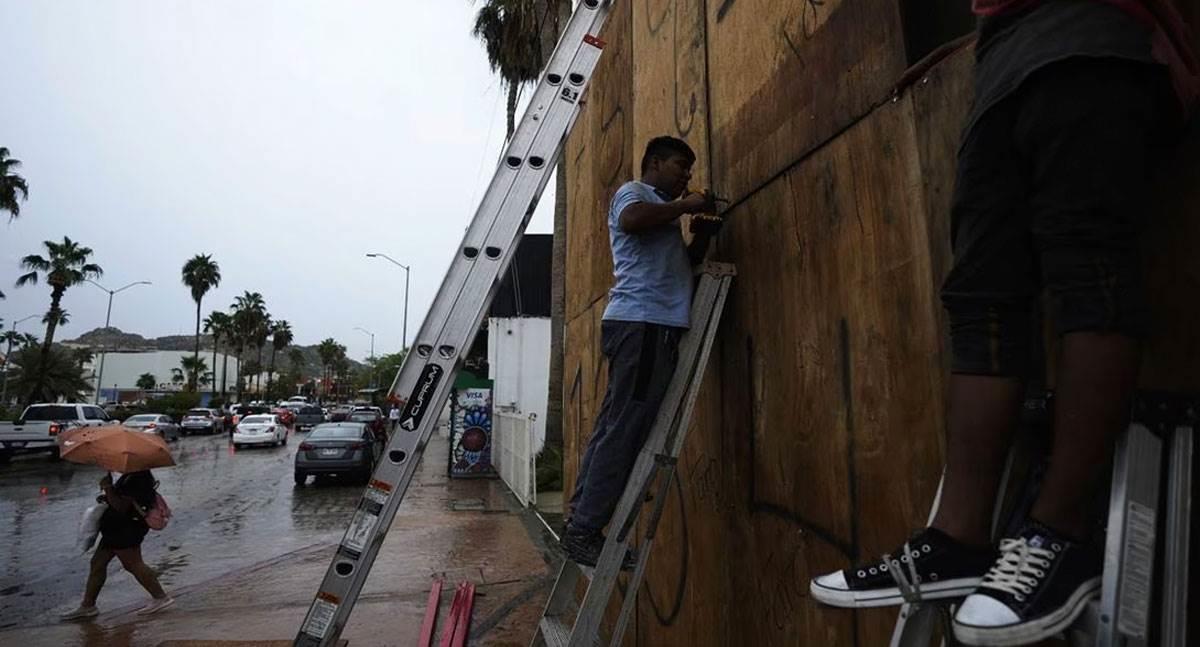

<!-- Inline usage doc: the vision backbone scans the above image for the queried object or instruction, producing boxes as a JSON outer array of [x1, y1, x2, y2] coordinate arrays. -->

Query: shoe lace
[[979, 538, 1055, 603], [882, 541, 926, 604]]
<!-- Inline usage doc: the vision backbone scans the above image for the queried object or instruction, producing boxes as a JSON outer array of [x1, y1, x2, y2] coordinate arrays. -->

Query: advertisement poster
[[449, 387, 495, 477]]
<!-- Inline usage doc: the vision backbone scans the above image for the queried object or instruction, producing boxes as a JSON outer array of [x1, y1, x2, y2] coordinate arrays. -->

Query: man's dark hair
[[640, 136, 695, 174]]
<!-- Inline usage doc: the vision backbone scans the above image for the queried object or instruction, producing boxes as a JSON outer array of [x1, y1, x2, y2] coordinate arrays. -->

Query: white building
[[487, 317, 551, 452], [83, 350, 240, 403]]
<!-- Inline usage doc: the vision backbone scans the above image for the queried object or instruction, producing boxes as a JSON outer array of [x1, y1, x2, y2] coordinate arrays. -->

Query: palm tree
[[204, 310, 232, 398], [171, 367, 185, 387], [231, 292, 266, 402], [1, 147, 29, 222], [15, 237, 103, 408], [316, 338, 339, 400], [8, 346, 92, 404], [180, 355, 208, 391], [471, 0, 546, 139], [267, 320, 293, 394], [471, 0, 571, 450], [288, 347, 306, 374], [136, 373, 156, 392], [252, 314, 272, 394], [181, 254, 221, 390]]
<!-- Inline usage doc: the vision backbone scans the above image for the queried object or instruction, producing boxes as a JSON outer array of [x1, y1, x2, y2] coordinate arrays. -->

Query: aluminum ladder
[[891, 394, 1194, 647], [293, 2, 615, 644], [532, 263, 736, 647]]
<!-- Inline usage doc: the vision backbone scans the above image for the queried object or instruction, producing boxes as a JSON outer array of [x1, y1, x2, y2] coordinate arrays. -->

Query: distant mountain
[[64, 327, 363, 376]]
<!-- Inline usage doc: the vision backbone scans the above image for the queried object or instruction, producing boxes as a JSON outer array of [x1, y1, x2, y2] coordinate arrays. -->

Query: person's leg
[[570, 323, 677, 532], [1020, 58, 1167, 541], [113, 546, 168, 599], [810, 88, 1035, 609], [567, 321, 635, 522], [82, 546, 115, 607], [953, 58, 1170, 645]]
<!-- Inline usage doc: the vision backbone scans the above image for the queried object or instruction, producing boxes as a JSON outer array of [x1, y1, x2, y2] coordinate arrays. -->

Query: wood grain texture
[[705, 0, 907, 204], [564, 0, 633, 323]]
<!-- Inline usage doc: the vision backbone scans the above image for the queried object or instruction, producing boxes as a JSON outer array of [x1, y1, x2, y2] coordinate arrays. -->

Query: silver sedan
[[122, 414, 181, 442]]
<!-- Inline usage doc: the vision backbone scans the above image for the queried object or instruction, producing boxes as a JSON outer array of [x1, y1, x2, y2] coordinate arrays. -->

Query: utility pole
[[354, 326, 376, 390], [85, 279, 152, 404], [365, 253, 411, 351]]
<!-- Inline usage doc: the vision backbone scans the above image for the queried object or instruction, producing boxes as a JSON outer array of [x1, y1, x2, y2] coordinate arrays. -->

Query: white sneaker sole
[[136, 597, 175, 616], [60, 608, 99, 621], [953, 577, 1101, 646], [809, 577, 982, 608]]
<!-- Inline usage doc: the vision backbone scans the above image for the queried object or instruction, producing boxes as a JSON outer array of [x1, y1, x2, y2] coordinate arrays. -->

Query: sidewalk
[[0, 433, 562, 647]]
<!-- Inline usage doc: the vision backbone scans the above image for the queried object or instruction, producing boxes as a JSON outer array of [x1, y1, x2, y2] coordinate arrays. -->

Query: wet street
[[0, 429, 364, 629]]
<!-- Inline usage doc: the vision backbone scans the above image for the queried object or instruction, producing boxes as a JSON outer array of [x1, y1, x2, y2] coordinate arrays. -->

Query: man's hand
[[679, 190, 717, 215]]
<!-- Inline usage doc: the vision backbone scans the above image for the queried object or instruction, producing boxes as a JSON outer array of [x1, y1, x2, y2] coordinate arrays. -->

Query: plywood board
[[714, 94, 946, 646], [705, 0, 907, 203], [565, 0, 633, 323], [631, 0, 711, 187]]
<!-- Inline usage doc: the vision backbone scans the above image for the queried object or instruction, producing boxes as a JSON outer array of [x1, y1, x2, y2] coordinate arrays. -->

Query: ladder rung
[[539, 616, 573, 647]]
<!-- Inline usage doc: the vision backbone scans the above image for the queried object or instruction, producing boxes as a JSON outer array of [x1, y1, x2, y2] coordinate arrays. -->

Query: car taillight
[[147, 423, 157, 429], [299, 442, 314, 450], [349, 441, 368, 449], [49, 424, 60, 436]]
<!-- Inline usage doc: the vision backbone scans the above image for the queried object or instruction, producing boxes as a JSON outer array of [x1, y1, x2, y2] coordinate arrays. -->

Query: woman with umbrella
[[58, 426, 176, 620]]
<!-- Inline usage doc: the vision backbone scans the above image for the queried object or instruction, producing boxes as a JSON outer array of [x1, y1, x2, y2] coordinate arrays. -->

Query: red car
[[273, 407, 297, 427]]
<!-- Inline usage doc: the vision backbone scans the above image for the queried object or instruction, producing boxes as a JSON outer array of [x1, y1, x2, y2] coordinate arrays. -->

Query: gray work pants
[[569, 320, 681, 531]]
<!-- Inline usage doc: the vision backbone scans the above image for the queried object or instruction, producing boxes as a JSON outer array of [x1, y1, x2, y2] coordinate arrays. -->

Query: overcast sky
[[1, 0, 556, 363]]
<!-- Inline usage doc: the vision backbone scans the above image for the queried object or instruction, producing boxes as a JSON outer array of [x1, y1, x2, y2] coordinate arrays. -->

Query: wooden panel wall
[[705, 0, 908, 203], [561, 1, 1199, 646]]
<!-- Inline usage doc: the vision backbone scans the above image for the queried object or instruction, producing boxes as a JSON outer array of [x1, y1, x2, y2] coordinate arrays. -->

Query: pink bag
[[143, 493, 172, 530]]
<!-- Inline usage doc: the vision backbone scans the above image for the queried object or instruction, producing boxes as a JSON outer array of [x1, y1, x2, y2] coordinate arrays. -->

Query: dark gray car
[[294, 423, 380, 485], [293, 405, 325, 432]]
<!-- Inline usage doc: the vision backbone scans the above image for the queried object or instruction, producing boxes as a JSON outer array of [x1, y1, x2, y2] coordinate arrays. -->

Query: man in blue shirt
[[561, 136, 722, 568]]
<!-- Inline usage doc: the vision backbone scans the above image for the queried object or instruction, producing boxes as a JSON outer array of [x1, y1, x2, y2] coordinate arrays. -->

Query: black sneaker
[[560, 524, 637, 571], [953, 522, 1101, 646], [809, 527, 995, 608]]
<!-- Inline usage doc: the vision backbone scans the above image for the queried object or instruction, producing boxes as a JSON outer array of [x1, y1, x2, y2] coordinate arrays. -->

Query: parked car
[[272, 407, 297, 427], [293, 405, 325, 432], [294, 422, 381, 485], [180, 408, 224, 436], [122, 414, 180, 443], [0, 403, 113, 461], [287, 396, 308, 404], [230, 404, 270, 426], [328, 406, 352, 423], [232, 414, 288, 449]]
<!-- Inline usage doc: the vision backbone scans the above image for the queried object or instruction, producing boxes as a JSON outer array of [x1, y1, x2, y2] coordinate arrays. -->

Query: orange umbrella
[[59, 424, 176, 472]]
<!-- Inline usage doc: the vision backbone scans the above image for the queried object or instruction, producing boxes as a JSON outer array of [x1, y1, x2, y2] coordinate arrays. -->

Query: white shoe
[[60, 605, 99, 621], [136, 596, 175, 616]]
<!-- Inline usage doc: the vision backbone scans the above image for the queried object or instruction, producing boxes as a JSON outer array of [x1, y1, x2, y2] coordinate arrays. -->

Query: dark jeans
[[569, 320, 682, 531], [940, 58, 1174, 377]]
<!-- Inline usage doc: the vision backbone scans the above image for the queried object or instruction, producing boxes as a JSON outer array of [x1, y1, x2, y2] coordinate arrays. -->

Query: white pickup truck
[[0, 403, 114, 462]]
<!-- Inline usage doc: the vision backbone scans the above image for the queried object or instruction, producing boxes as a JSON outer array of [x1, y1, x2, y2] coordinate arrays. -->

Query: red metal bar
[[437, 583, 465, 647], [450, 582, 476, 647], [418, 578, 443, 647]]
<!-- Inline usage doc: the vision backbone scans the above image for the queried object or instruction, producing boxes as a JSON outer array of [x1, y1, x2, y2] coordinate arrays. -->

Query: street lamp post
[[365, 253, 410, 352], [354, 326, 377, 390], [86, 279, 152, 404], [1, 314, 39, 406]]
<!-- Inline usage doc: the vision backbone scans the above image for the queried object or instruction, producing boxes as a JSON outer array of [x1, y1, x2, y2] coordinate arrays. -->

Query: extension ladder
[[891, 394, 1194, 647], [293, 2, 615, 645], [532, 262, 736, 647]]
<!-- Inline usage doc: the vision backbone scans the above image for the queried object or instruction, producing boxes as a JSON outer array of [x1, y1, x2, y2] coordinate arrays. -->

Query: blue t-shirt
[[602, 181, 692, 328]]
